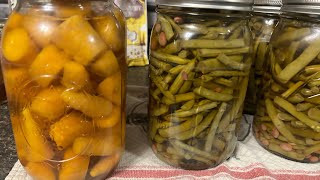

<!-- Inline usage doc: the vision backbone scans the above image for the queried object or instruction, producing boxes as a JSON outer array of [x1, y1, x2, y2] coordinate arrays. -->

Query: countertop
[[0, 103, 17, 180]]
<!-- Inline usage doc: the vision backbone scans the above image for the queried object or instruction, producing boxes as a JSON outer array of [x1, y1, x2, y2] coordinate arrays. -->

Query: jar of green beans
[[245, 0, 281, 115], [253, 0, 320, 163], [148, 0, 253, 170]]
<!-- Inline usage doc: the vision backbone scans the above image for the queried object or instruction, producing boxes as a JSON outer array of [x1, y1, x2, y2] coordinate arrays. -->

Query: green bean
[[255, 42, 268, 71], [158, 14, 174, 41], [160, 40, 181, 54], [208, 21, 241, 34], [281, 81, 304, 98], [212, 137, 226, 152], [307, 108, 320, 122], [284, 41, 300, 66], [178, 50, 190, 58], [287, 93, 305, 104], [198, 47, 250, 57], [214, 77, 235, 87], [218, 77, 248, 131], [154, 134, 166, 143], [194, 86, 233, 102], [217, 53, 248, 71], [305, 95, 320, 105], [181, 100, 195, 111], [168, 65, 185, 75], [296, 103, 314, 112], [151, 89, 161, 101], [257, 116, 272, 122], [163, 116, 190, 123], [305, 138, 320, 145], [204, 103, 228, 152], [291, 121, 308, 128], [170, 143, 213, 164], [180, 23, 208, 34], [151, 51, 190, 64], [167, 101, 219, 118], [311, 86, 320, 94], [252, 36, 261, 59], [196, 59, 228, 73], [265, 98, 303, 144], [164, 15, 182, 34], [268, 143, 305, 161], [173, 110, 218, 140], [300, 88, 314, 96], [206, 71, 247, 77], [271, 82, 286, 93], [277, 112, 296, 121], [204, 20, 221, 27], [155, 143, 165, 152], [286, 125, 320, 140], [179, 72, 195, 94], [164, 74, 175, 84], [308, 79, 320, 87], [196, 55, 243, 71], [150, 57, 173, 71], [169, 60, 196, 94], [181, 39, 245, 49], [170, 140, 217, 161], [305, 64, 320, 74], [277, 38, 320, 83], [274, 96, 320, 132], [150, 64, 163, 75], [274, 63, 282, 75], [274, 28, 311, 46], [152, 104, 169, 116], [228, 27, 242, 40], [159, 113, 204, 137], [150, 117, 159, 139], [207, 27, 227, 34], [150, 75, 175, 101], [200, 31, 219, 39], [162, 92, 196, 105], [304, 144, 320, 156]]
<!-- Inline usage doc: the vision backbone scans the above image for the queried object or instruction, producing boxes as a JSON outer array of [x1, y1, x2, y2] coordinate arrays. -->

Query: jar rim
[[254, 0, 282, 6], [156, 0, 253, 11], [253, 5, 281, 13], [281, 5, 320, 15]]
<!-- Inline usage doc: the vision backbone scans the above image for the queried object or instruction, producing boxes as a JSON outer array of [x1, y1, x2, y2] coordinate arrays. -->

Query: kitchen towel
[[5, 116, 320, 180]]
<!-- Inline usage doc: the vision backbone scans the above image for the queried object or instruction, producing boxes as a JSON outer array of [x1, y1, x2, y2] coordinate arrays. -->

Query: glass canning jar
[[0, 0, 127, 179], [253, 0, 320, 163], [148, 0, 253, 170], [244, 0, 281, 115]]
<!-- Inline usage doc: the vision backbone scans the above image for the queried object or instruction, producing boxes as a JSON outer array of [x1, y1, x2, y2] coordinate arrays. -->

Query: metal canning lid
[[254, 0, 282, 5], [253, 0, 282, 13], [156, 0, 254, 11], [283, 0, 320, 4], [282, 0, 320, 15]]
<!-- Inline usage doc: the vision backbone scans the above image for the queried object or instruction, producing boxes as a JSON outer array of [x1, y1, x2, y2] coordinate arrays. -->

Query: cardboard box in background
[[115, 0, 149, 67]]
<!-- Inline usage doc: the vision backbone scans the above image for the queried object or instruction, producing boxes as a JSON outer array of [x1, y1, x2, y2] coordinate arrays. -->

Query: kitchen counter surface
[[0, 103, 17, 180]]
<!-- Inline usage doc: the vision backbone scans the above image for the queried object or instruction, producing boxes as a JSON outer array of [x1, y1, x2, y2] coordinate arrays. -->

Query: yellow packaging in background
[[115, 0, 148, 66]]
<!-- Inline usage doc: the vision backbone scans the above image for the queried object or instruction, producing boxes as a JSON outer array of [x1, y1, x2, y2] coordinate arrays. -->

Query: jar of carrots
[[0, 0, 127, 179]]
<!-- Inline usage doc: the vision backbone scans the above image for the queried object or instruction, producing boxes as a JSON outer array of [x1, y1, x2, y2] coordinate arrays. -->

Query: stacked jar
[[148, 0, 253, 170], [1, 0, 127, 179], [253, 0, 320, 163], [244, 0, 281, 115]]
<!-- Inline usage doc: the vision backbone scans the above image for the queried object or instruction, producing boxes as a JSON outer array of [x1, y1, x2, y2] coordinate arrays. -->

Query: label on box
[[114, 0, 149, 66]]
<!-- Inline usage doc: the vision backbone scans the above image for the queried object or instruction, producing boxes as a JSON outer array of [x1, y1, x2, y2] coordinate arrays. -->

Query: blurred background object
[[115, 0, 149, 66], [0, 3, 9, 104]]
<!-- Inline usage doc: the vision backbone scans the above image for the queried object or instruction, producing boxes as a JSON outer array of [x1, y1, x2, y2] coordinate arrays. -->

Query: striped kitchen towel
[[6, 117, 320, 180]]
